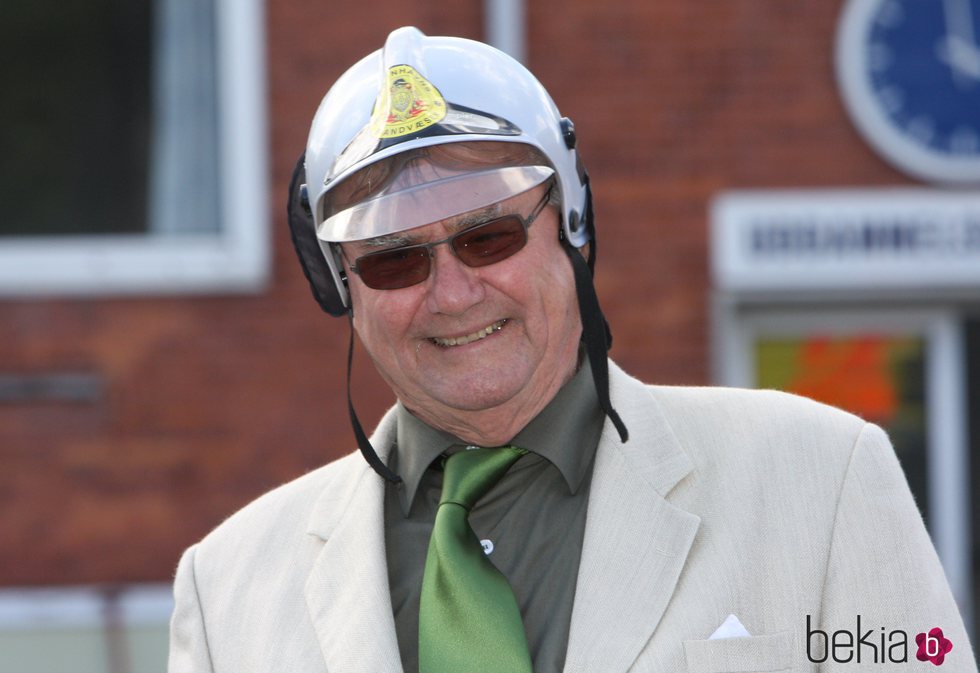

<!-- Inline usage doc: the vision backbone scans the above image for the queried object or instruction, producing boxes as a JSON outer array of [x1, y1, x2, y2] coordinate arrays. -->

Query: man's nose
[[425, 245, 486, 315]]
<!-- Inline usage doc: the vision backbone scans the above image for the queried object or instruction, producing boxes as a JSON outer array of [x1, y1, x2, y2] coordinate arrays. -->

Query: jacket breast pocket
[[682, 631, 792, 673]]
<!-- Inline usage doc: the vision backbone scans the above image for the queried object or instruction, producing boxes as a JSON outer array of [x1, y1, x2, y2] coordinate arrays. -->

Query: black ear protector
[[286, 152, 349, 317]]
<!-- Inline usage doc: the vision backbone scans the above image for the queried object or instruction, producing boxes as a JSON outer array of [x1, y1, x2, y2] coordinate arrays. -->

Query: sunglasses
[[346, 185, 554, 290]]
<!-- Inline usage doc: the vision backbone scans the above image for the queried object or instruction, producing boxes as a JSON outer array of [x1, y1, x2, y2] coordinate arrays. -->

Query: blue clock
[[836, 0, 980, 185]]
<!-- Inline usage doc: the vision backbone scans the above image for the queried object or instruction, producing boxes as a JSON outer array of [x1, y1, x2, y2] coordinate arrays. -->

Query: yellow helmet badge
[[369, 64, 447, 139]]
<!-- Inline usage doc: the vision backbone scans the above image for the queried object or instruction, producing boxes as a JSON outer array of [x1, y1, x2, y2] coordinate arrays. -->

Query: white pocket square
[[709, 613, 752, 639]]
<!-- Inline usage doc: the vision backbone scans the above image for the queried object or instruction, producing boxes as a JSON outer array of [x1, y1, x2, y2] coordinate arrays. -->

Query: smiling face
[[342, 183, 582, 442]]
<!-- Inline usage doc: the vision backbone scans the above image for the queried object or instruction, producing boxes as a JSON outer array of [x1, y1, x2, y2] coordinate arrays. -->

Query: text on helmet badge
[[369, 64, 447, 139]]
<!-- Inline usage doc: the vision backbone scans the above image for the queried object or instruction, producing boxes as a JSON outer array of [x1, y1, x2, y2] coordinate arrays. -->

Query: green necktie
[[419, 447, 533, 673]]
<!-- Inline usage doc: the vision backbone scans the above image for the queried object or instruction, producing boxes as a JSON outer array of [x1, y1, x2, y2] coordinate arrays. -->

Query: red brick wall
[[0, 1, 912, 585]]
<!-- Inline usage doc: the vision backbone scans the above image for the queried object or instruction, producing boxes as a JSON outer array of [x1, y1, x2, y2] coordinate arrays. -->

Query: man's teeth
[[432, 320, 506, 347]]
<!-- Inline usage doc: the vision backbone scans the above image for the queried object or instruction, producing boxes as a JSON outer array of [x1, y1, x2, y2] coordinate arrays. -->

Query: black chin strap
[[562, 242, 629, 444], [563, 173, 628, 443], [347, 311, 403, 483]]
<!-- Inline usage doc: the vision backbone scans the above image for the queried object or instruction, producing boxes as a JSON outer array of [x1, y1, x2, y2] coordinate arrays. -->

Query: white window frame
[[0, 0, 269, 296], [484, 0, 526, 63]]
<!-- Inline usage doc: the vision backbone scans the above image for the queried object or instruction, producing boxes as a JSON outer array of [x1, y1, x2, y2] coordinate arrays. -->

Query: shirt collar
[[392, 352, 603, 516]]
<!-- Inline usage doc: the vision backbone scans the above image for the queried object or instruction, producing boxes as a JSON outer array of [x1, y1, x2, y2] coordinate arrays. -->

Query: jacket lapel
[[304, 409, 404, 673], [563, 362, 701, 673]]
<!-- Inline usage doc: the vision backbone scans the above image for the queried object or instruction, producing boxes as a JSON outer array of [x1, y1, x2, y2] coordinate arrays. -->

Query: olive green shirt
[[384, 359, 604, 673]]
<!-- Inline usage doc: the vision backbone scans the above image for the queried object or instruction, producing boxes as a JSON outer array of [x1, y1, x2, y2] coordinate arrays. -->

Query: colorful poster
[[755, 335, 928, 520]]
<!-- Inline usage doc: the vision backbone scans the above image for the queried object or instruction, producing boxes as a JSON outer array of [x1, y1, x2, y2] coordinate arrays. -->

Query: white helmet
[[303, 26, 590, 309]]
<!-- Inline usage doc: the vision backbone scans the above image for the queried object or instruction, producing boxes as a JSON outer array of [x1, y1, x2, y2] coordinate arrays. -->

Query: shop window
[[717, 307, 974, 646], [0, 0, 268, 294], [756, 334, 929, 520]]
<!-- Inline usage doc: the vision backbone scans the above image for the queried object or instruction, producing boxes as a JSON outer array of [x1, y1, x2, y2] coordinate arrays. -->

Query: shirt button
[[481, 539, 494, 555]]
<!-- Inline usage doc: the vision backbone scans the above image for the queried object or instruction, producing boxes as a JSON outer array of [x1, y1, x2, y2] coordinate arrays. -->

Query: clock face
[[837, 0, 980, 184]]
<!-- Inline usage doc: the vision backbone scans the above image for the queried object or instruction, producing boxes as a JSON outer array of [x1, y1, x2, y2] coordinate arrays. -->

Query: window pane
[[0, 0, 222, 239], [0, 1, 152, 236]]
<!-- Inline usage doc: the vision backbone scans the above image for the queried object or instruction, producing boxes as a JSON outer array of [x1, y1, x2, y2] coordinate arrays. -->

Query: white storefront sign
[[712, 190, 980, 292]]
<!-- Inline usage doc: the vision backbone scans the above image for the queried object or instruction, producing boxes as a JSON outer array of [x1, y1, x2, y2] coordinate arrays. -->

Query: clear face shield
[[316, 140, 555, 243]]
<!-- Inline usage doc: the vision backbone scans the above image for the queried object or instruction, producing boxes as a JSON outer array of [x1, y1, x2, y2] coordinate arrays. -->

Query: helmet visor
[[316, 141, 554, 243]]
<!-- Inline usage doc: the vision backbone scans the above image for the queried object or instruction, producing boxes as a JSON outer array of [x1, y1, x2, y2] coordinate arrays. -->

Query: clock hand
[[942, 0, 978, 48], [937, 35, 980, 81], [938, 0, 980, 84]]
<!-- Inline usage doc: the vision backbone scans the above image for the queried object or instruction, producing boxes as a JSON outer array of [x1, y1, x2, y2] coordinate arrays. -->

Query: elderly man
[[169, 27, 975, 673]]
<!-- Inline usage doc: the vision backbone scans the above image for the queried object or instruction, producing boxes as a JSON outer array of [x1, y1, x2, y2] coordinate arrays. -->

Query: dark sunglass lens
[[357, 247, 430, 290], [453, 216, 527, 267]]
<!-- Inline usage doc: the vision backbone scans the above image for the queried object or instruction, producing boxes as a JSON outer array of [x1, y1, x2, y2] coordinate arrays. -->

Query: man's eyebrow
[[360, 232, 414, 248], [449, 205, 501, 232]]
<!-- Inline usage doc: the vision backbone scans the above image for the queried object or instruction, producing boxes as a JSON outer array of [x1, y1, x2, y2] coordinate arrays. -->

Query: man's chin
[[406, 372, 529, 416], [430, 382, 525, 414]]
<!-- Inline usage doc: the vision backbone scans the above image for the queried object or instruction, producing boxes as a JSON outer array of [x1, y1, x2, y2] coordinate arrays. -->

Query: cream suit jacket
[[169, 361, 976, 672]]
